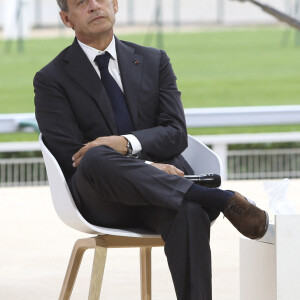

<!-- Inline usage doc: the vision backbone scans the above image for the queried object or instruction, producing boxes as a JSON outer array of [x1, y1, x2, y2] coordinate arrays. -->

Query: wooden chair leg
[[88, 245, 107, 300], [140, 247, 152, 300], [59, 237, 100, 300]]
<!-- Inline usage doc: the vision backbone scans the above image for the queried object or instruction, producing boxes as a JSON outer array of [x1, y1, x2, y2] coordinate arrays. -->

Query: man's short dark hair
[[57, 0, 68, 12]]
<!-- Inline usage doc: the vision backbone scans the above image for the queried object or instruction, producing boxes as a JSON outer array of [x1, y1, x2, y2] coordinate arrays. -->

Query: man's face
[[60, 0, 118, 42]]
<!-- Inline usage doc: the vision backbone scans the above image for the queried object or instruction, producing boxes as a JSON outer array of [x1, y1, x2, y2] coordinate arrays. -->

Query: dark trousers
[[69, 145, 215, 300]]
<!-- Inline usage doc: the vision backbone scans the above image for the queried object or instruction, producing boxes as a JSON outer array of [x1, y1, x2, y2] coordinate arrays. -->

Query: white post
[[240, 238, 276, 300], [217, 0, 225, 24], [173, 0, 180, 27], [211, 143, 228, 180], [34, 0, 42, 28], [276, 215, 300, 299], [240, 214, 300, 300], [127, 0, 134, 25], [3, 0, 32, 40]]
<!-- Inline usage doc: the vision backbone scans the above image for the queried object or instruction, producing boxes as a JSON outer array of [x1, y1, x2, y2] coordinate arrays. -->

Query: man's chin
[[89, 23, 113, 34]]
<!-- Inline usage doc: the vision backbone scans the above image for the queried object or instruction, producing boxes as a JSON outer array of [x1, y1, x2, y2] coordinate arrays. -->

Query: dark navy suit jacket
[[34, 36, 193, 183]]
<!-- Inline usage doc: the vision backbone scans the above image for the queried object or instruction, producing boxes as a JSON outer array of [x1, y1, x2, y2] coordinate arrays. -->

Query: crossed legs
[[68, 145, 267, 300], [68, 145, 217, 299]]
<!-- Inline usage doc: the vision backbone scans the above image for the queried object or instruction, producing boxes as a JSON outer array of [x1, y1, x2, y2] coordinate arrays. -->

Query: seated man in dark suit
[[34, 0, 269, 299]]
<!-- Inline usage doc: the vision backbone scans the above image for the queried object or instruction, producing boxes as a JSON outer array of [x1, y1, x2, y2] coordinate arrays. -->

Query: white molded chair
[[39, 134, 221, 300]]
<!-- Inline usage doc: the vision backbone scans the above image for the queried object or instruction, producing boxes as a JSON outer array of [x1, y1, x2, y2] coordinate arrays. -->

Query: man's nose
[[88, 0, 102, 13]]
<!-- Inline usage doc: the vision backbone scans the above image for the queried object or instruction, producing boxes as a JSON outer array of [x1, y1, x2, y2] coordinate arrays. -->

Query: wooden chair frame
[[60, 235, 164, 300]]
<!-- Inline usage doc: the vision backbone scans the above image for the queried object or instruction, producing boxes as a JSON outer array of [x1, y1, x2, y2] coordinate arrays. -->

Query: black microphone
[[184, 173, 221, 188]]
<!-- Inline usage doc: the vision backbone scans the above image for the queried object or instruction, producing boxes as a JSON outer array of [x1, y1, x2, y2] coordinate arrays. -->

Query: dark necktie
[[94, 52, 134, 135]]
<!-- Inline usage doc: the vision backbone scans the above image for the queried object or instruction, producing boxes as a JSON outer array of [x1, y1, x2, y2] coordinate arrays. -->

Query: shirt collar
[[77, 36, 117, 64]]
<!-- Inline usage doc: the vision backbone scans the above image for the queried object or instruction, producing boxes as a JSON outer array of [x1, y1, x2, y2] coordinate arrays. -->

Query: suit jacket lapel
[[63, 39, 118, 134], [115, 37, 143, 130]]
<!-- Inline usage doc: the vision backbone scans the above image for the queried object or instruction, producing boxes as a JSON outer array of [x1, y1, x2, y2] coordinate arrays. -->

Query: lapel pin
[[133, 59, 140, 65]]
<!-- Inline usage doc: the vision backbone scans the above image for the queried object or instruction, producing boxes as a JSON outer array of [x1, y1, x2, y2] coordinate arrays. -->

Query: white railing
[[1, 106, 300, 184], [227, 148, 300, 180], [0, 157, 47, 187], [197, 132, 300, 179], [0, 132, 300, 185], [2, 105, 300, 132], [0, 141, 40, 152], [0, 113, 37, 133], [185, 105, 300, 127]]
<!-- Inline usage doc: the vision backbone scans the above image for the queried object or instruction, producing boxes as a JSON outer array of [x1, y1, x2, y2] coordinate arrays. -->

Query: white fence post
[[217, 0, 225, 24], [211, 143, 228, 180], [3, 0, 32, 40], [127, 0, 134, 25]]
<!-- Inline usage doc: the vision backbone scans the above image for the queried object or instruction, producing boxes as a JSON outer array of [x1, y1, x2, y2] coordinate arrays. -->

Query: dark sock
[[183, 184, 234, 212]]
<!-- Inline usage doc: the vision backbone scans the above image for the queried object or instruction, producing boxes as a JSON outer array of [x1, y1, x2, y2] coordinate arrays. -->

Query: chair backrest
[[182, 135, 221, 175], [40, 134, 221, 237], [39, 135, 95, 233], [40, 135, 160, 237]]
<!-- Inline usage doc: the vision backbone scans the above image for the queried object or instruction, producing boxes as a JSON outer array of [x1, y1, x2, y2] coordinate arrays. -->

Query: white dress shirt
[[77, 37, 142, 155]]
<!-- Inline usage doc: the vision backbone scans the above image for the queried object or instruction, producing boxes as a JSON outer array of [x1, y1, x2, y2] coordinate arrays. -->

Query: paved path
[[0, 180, 299, 299]]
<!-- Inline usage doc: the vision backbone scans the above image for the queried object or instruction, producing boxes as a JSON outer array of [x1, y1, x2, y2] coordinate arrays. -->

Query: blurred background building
[[1, 0, 299, 39]]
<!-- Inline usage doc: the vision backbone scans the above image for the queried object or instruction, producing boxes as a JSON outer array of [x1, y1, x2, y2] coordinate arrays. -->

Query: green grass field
[[1, 27, 300, 141]]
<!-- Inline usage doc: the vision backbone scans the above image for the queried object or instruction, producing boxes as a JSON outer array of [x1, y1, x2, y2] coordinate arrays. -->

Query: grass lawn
[[1, 27, 300, 141]]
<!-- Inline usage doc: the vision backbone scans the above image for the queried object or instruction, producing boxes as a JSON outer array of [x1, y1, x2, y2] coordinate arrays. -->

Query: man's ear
[[113, 0, 119, 13], [59, 11, 74, 29]]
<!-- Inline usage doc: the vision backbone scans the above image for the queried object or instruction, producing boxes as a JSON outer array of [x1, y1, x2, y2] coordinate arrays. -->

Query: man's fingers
[[72, 136, 127, 166], [170, 165, 184, 177], [72, 144, 91, 166], [72, 138, 106, 167], [72, 156, 82, 168], [73, 148, 84, 161], [176, 168, 185, 177]]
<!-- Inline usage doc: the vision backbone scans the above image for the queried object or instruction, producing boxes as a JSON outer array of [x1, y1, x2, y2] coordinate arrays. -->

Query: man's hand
[[150, 163, 184, 177], [72, 136, 127, 167]]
